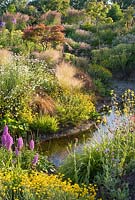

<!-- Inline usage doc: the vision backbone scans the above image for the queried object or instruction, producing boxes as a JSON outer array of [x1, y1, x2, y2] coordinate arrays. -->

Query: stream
[[40, 80, 135, 167]]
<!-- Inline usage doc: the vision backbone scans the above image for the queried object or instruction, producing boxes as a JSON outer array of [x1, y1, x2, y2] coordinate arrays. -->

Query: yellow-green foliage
[[56, 91, 95, 125], [0, 169, 97, 200]]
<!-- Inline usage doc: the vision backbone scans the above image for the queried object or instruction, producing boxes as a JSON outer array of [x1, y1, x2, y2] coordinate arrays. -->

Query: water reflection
[[40, 109, 130, 167]]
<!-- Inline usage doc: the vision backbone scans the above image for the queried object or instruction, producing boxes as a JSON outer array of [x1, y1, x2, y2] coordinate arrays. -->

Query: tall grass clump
[[0, 49, 13, 65], [30, 115, 59, 134], [32, 49, 62, 65], [56, 62, 84, 90]]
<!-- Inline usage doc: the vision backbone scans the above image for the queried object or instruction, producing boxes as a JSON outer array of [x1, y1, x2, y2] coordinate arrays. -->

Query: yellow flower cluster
[[0, 170, 98, 200]]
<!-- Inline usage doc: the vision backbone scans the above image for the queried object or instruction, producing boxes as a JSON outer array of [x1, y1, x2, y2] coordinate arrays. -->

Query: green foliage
[[0, 115, 29, 137], [85, 1, 112, 25], [107, 3, 124, 22], [0, 0, 12, 14], [99, 29, 117, 45], [92, 44, 135, 76], [0, 56, 32, 119], [64, 53, 89, 68], [63, 9, 85, 25], [39, 11, 61, 25], [88, 64, 112, 84], [70, 0, 87, 10], [56, 91, 95, 126], [29, 0, 70, 14], [30, 115, 59, 134], [20, 149, 55, 173], [111, 0, 135, 9], [93, 79, 107, 96]]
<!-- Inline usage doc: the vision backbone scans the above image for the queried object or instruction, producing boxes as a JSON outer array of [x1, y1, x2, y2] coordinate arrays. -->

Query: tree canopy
[[110, 0, 135, 8], [29, 0, 70, 14]]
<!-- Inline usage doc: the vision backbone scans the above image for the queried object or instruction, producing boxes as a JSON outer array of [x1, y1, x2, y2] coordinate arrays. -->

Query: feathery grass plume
[[32, 49, 62, 64], [56, 61, 84, 90], [32, 94, 56, 115], [0, 49, 13, 65]]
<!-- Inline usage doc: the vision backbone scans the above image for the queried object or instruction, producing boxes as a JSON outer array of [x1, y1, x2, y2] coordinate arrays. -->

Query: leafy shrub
[[70, 29, 91, 43], [65, 40, 91, 56], [0, 12, 30, 30], [63, 8, 85, 24], [39, 11, 61, 25], [99, 29, 117, 45], [88, 64, 112, 84], [0, 56, 32, 119], [113, 33, 135, 45], [56, 91, 95, 126], [93, 79, 107, 96], [64, 24, 76, 38], [23, 24, 65, 50], [30, 115, 59, 134], [107, 3, 123, 22], [91, 44, 135, 76], [64, 53, 89, 68]]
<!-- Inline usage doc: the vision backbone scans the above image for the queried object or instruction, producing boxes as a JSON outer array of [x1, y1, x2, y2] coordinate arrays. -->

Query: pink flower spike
[[1, 134, 7, 146], [5, 133, 13, 151], [15, 147, 19, 156], [3, 125, 8, 135], [17, 137, 23, 150], [29, 139, 34, 151], [32, 153, 39, 165]]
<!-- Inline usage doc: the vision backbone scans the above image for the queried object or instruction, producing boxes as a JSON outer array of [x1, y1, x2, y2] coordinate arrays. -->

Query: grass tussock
[[32, 49, 62, 64], [55, 61, 84, 90], [0, 49, 13, 65], [31, 94, 56, 115]]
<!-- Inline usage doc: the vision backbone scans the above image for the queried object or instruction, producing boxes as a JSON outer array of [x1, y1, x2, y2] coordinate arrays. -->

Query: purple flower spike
[[29, 139, 34, 151], [15, 147, 19, 156], [3, 125, 8, 135], [5, 133, 13, 151], [12, 18, 16, 24], [32, 153, 39, 165], [1, 134, 7, 146], [0, 21, 6, 27], [17, 137, 23, 150]]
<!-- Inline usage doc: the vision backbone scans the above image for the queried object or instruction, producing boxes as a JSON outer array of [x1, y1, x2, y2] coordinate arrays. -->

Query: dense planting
[[0, 0, 135, 199]]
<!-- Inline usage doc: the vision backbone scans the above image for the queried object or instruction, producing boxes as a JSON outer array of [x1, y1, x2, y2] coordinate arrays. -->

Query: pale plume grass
[[32, 49, 61, 64], [0, 49, 13, 65], [56, 62, 84, 90]]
